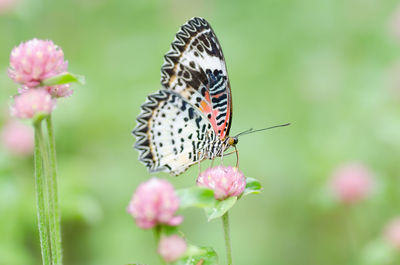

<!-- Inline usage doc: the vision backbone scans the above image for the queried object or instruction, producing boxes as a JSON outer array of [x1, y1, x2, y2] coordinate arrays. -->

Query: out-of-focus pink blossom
[[384, 217, 400, 250], [0, 0, 17, 14], [390, 6, 400, 40], [197, 166, 246, 200], [157, 235, 187, 263], [127, 178, 183, 229], [8, 39, 68, 88], [1, 120, 33, 156], [11, 89, 56, 119], [330, 163, 373, 204]]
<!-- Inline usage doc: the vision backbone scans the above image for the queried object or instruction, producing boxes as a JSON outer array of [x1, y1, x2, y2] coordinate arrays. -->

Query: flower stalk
[[46, 115, 62, 264], [34, 121, 51, 265], [222, 211, 233, 265]]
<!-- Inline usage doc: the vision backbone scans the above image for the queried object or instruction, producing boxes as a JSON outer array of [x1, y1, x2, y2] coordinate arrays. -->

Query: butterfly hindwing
[[160, 17, 232, 140], [133, 89, 217, 176]]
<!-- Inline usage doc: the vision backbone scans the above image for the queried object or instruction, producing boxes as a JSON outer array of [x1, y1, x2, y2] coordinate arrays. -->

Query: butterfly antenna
[[235, 123, 291, 138]]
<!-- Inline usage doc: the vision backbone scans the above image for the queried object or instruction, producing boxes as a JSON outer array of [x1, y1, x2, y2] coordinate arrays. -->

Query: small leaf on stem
[[241, 177, 263, 197], [176, 187, 216, 209], [174, 246, 218, 265], [204, 197, 237, 221], [41, 72, 85, 86]]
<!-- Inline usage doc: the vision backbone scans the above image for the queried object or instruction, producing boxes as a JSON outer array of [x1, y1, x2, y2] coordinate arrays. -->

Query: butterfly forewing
[[160, 17, 232, 140]]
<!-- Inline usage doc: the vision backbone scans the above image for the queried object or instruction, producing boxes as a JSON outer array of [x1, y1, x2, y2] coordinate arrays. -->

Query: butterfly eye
[[228, 137, 235, 146]]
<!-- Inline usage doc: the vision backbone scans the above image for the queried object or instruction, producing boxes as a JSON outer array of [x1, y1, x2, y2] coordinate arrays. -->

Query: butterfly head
[[226, 136, 238, 147]]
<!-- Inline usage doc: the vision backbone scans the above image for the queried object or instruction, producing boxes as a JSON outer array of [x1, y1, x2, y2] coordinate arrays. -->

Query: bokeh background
[[1, 0, 400, 264]]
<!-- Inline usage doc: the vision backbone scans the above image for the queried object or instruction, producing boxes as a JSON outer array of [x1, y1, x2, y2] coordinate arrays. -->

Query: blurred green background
[[1, 0, 400, 264]]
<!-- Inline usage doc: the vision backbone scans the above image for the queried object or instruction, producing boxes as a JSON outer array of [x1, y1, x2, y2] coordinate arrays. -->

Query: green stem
[[46, 115, 62, 265], [222, 212, 233, 265], [153, 226, 166, 265], [34, 122, 51, 265]]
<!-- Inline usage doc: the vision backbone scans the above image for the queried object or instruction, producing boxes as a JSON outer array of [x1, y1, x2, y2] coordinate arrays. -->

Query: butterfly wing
[[160, 17, 232, 140], [133, 89, 217, 176]]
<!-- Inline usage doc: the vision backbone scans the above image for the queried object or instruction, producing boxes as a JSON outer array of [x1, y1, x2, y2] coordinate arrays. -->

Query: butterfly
[[132, 17, 239, 176]]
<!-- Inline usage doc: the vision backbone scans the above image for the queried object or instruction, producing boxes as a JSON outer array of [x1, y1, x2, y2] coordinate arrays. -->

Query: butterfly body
[[133, 17, 235, 176]]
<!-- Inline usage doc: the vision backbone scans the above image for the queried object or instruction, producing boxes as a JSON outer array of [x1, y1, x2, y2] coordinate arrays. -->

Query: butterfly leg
[[234, 146, 239, 169], [222, 148, 240, 168], [198, 152, 202, 174], [210, 157, 215, 168]]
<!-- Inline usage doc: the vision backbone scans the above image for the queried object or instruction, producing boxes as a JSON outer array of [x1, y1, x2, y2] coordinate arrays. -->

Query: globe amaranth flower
[[384, 217, 400, 250], [19, 84, 73, 98], [8, 38, 68, 88], [197, 166, 246, 200], [127, 178, 183, 229], [158, 235, 187, 263], [330, 163, 373, 204], [1, 120, 34, 156], [11, 89, 56, 119]]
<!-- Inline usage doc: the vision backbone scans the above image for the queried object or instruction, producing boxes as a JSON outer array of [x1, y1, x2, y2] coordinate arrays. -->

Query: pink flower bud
[[330, 163, 373, 204], [8, 38, 68, 88], [384, 217, 400, 250], [197, 166, 246, 200], [46, 84, 73, 98], [11, 89, 56, 119], [1, 120, 34, 156], [157, 235, 187, 263], [127, 178, 183, 229], [19, 84, 73, 98]]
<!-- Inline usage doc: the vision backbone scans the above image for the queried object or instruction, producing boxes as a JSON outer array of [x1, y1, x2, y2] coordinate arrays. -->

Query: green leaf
[[176, 187, 216, 209], [241, 177, 263, 197], [173, 246, 218, 265], [41, 72, 85, 86], [204, 196, 237, 221]]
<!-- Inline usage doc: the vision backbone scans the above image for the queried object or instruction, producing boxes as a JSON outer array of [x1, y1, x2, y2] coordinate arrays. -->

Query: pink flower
[[127, 178, 183, 229], [384, 217, 400, 250], [0, 0, 17, 14], [19, 84, 73, 98], [1, 120, 34, 156], [157, 235, 187, 263], [11, 89, 56, 119], [330, 163, 373, 204], [197, 166, 246, 200], [389, 5, 400, 40], [8, 39, 68, 88], [46, 84, 73, 98]]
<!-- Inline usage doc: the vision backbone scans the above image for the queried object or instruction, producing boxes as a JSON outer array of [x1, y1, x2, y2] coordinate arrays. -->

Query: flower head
[[158, 235, 187, 263], [1, 120, 34, 156], [330, 163, 373, 204], [11, 89, 56, 119], [197, 166, 246, 200], [8, 38, 68, 88], [384, 217, 400, 250], [127, 178, 183, 229], [19, 84, 73, 98]]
